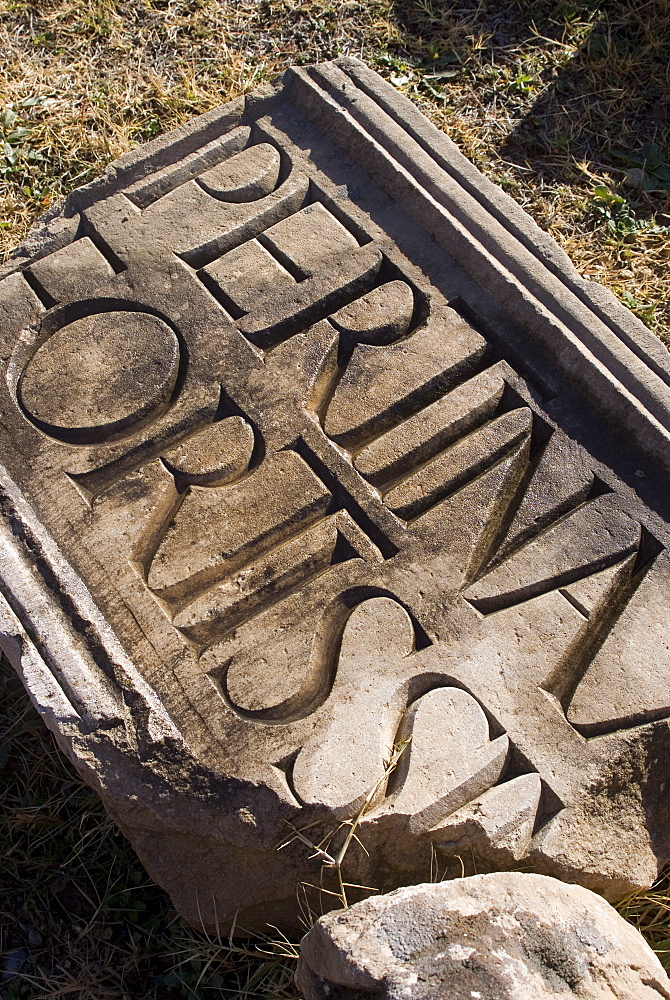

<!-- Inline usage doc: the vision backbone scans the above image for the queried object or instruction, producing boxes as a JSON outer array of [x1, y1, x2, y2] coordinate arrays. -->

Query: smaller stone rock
[[296, 873, 670, 999], [623, 167, 646, 189]]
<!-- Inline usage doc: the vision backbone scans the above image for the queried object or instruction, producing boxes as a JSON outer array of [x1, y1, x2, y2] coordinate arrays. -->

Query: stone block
[[297, 873, 670, 999], [1, 58, 670, 931]]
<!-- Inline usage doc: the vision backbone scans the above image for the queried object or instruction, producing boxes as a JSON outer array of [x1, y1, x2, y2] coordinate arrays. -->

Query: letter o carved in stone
[[18, 307, 181, 445]]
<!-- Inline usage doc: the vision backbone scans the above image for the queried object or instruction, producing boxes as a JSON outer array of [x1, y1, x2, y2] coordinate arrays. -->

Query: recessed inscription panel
[[1, 60, 670, 930]]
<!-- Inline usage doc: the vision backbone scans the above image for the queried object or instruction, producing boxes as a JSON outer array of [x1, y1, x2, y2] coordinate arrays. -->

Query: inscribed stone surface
[[2, 58, 670, 930]]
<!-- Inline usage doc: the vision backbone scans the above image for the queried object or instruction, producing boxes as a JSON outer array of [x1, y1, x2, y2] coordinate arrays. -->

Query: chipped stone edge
[[0, 460, 181, 739]]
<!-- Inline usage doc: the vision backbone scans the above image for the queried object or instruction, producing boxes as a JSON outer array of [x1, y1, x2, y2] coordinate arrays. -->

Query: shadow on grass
[[388, 0, 670, 202], [383, 0, 670, 334], [0, 656, 299, 1000]]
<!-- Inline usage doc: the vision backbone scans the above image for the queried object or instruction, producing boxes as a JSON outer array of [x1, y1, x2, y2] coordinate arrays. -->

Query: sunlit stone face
[[1, 58, 670, 931]]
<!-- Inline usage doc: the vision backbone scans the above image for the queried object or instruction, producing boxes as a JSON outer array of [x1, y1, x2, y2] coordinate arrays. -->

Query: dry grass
[[1, 0, 669, 336], [2, 1, 670, 996], [0, 657, 301, 999]]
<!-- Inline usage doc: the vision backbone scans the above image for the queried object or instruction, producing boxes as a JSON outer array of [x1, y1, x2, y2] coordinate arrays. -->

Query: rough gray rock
[[297, 873, 670, 999], [2, 58, 670, 931]]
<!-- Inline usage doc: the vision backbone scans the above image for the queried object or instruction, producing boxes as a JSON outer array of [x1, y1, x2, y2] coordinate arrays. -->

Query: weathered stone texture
[[1, 58, 670, 930], [297, 873, 670, 999]]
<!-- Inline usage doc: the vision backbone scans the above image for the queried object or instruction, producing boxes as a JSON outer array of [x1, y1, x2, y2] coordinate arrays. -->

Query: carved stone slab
[[2, 57, 670, 931]]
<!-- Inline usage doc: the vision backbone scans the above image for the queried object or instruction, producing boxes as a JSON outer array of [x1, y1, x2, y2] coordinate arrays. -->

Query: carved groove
[[212, 590, 370, 724], [195, 143, 280, 203], [384, 408, 532, 522], [324, 329, 488, 452], [469, 546, 639, 617], [178, 519, 358, 649], [125, 125, 252, 208], [179, 173, 310, 269], [69, 396, 222, 504], [545, 527, 666, 733], [22, 267, 58, 309], [355, 365, 506, 490], [293, 437, 398, 559], [142, 478, 331, 615]]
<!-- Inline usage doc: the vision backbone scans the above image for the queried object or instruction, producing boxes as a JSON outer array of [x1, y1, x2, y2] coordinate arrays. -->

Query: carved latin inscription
[[2, 83, 669, 921]]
